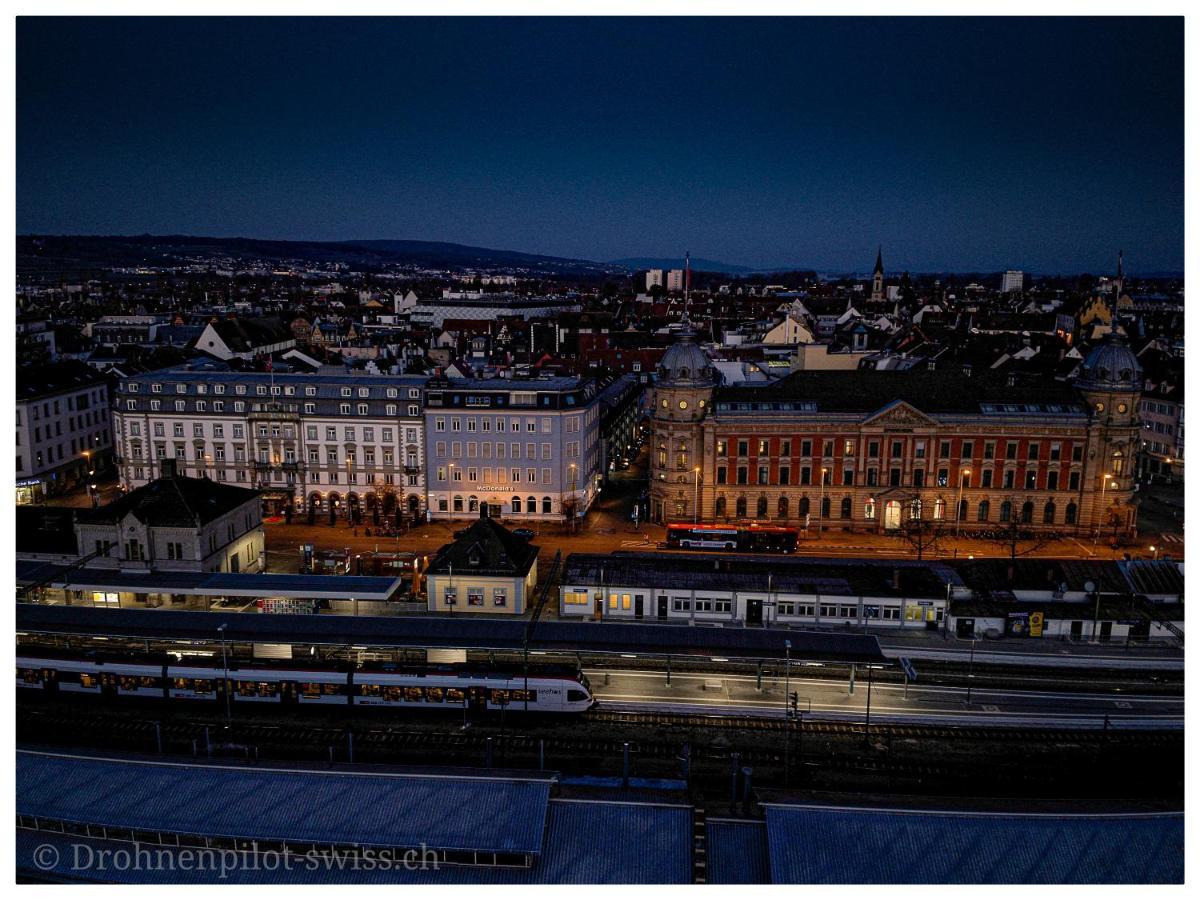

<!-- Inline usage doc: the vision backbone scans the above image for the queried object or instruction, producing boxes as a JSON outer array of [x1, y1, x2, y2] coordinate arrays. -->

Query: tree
[[895, 518, 944, 561]]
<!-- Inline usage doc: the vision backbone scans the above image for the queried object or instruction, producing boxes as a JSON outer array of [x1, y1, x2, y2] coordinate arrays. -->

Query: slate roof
[[427, 509, 538, 578], [16, 359, 108, 401], [75, 474, 259, 527], [204, 316, 293, 352], [763, 805, 1182, 883], [713, 368, 1085, 415]]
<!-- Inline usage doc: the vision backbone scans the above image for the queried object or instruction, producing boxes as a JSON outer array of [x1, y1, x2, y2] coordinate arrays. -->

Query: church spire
[[870, 245, 885, 302]]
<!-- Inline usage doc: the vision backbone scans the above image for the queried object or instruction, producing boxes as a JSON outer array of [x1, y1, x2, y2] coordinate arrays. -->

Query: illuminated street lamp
[[955, 467, 971, 536], [818, 467, 828, 534]]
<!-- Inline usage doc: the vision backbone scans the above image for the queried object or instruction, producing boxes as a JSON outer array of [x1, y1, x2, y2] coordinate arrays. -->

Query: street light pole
[[693, 466, 701, 524], [955, 468, 970, 536], [965, 637, 976, 705], [217, 624, 232, 732], [783, 639, 792, 719], [818, 468, 827, 534]]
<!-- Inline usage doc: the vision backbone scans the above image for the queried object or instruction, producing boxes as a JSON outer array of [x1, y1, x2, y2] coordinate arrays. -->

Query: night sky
[[17, 17, 1184, 274]]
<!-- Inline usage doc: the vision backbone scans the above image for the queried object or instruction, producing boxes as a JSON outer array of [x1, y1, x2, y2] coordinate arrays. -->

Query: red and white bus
[[665, 522, 799, 553]]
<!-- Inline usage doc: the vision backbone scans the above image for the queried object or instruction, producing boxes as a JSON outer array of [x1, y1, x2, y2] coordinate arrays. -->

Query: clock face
[[1117, 402, 1128, 414], [679, 400, 688, 410], [698, 399, 706, 408], [1095, 402, 1106, 413], [661, 399, 668, 408]]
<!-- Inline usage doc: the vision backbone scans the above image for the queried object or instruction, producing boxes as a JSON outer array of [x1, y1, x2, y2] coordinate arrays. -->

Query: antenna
[[682, 250, 691, 326]]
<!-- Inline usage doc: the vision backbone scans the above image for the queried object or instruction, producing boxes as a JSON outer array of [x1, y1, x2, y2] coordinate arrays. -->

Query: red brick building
[[649, 330, 1142, 539]]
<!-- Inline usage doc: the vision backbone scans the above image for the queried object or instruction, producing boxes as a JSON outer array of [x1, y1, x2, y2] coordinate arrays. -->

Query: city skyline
[[17, 16, 1184, 274]]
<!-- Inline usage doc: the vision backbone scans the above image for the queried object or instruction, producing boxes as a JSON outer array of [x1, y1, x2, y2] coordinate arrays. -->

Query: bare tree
[[895, 518, 944, 561]]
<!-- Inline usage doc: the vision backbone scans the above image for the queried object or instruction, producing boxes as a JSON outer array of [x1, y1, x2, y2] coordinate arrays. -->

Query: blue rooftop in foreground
[[764, 804, 1184, 884]]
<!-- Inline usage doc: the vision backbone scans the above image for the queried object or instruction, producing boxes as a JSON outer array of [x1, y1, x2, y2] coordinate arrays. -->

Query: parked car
[[511, 527, 537, 540]]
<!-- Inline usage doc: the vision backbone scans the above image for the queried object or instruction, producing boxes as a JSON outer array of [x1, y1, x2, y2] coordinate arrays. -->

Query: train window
[[404, 686, 423, 702], [172, 681, 212, 696], [119, 676, 139, 691], [510, 689, 537, 703], [567, 690, 588, 702], [425, 687, 445, 703], [382, 686, 404, 702], [79, 673, 100, 689], [300, 682, 323, 699], [238, 681, 278, 697], [446, 688, 466, 703], [18, 668, 41, 684], [322, 682, 343, 695], [489, 689, 510, 705], [358, 683, 381, 697]]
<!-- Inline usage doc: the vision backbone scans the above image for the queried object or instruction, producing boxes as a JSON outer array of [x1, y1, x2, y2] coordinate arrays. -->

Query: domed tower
[[1074, 330, 1143, 538], [649, 320, 716, 524]]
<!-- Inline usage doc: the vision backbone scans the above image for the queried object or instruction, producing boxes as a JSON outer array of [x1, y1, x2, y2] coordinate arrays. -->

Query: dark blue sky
[[17, 17, 1183, 273]]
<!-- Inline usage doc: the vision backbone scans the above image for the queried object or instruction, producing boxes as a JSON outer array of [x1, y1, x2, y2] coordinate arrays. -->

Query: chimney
[[160, 458, 178, 479]]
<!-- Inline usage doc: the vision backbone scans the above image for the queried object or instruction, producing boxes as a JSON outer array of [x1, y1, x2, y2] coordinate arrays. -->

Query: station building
[[425, 508, 539, 615], [560, 551, 956, 629], [649, 328, 1143, 539]]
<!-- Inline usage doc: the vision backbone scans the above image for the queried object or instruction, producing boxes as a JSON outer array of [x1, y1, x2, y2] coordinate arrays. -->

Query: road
[[587, 668, 1184, 729]]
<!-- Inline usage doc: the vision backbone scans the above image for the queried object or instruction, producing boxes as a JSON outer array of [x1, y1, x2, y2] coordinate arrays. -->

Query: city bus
[[664, 522, 799, 553]]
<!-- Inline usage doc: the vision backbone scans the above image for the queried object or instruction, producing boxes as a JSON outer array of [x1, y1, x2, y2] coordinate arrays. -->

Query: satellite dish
[[1084, 580, 1096, 593]]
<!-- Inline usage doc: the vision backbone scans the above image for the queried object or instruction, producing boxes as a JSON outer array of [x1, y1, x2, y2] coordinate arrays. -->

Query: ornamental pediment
[[862, 400, 936, 428]]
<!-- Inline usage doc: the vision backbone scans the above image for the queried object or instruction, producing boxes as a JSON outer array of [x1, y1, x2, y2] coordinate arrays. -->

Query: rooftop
[[763, 804, 1182, 883], [563, 552, 961, 599], [713, 368, 1086, 416], [427, 509, 539, 578], [75, 473, 260, 528], [17, 359, 108, 401]]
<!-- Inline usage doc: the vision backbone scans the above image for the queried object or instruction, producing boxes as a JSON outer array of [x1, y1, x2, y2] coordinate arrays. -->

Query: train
[[15, 652, 596, 714]]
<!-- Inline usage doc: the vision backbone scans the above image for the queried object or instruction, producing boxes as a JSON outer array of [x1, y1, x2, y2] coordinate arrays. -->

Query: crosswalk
[[1159, 533, 1184, 545]]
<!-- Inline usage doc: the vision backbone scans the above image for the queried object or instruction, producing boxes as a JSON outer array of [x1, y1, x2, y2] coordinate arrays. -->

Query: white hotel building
[[111, 363, 428, 522]]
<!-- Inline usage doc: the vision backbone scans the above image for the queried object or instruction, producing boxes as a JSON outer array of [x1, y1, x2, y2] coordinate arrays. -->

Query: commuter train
[[15, 653, 596, 714]]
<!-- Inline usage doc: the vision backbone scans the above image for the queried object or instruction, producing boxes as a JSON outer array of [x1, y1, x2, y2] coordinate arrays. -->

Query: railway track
[[585, 708, 1182, 745]]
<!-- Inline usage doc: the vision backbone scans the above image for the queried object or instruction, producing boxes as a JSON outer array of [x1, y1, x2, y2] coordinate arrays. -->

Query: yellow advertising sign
[[1029, 611, 1045, 638]]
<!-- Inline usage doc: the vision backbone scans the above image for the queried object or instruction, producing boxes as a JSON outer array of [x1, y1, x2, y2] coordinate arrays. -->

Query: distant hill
[[611, 256, 753, 274], [17, 234, 628, 279]]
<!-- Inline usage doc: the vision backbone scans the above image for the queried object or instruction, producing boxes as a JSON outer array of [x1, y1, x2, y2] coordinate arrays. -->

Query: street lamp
[[693, 466, 701, 524], [783, 639, 792, 719], [217, 624, 232, 731], [1150, 545, 1159, 560], [1094, 473, 1114, 545], [955, 467, 970, 536], [818, 468, 828, 534]]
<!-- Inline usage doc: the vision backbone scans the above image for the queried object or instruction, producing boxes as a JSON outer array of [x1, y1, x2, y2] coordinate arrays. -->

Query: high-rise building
[[666, 269, 685, 292], [1002, 270, 1025, 293], [645, 269, 664, 291]]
